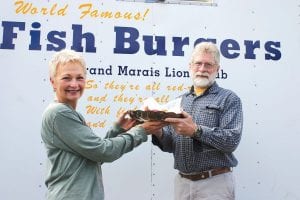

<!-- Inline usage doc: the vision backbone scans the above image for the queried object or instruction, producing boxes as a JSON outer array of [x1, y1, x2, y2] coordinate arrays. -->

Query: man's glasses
[[191, 61, 216, 69]]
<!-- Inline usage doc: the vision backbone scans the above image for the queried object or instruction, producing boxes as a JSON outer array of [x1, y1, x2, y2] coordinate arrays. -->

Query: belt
[[179, 167, 232, 181]]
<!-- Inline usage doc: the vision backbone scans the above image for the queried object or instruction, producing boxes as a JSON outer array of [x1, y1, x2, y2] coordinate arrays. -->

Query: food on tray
[[128, 110, 183, 122]]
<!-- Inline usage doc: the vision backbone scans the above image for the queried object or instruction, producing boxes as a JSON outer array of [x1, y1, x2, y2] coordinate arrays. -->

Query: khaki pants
[[174, 172, 235, 200]]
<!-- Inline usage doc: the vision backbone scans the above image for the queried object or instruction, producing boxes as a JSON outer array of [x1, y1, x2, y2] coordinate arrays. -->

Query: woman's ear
[[50, 77, 56, 92]]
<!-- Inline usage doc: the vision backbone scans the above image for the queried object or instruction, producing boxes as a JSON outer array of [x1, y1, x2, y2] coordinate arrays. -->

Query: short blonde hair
[[190, 42, 220, 66], [49, 49, 86, 78]]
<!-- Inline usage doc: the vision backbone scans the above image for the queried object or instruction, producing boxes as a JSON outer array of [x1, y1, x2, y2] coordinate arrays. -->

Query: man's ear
[[189, 62, 192, 71]]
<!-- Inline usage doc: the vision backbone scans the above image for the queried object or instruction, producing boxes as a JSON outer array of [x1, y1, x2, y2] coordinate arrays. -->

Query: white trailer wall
[[1, 0, 300, 199]]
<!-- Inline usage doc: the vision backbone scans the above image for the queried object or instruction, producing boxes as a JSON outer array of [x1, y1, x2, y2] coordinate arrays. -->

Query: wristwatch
[[193, 125, 202, 138]]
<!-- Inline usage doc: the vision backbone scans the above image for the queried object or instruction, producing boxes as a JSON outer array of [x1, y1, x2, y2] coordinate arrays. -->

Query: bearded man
[[150, 42, 243, 200]]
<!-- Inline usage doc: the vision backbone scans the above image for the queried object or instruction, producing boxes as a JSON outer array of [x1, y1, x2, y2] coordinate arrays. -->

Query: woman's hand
[[117, 111, 140, 131]]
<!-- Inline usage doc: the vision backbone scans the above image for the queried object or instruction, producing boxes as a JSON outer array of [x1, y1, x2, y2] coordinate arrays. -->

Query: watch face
[[194, 126, 202, 137], [128, 110, 183, 122]]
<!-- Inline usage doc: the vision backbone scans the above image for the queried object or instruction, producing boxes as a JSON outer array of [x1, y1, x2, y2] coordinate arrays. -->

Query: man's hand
[[140, 121, 168, 137], [164, 111, 197, 137]]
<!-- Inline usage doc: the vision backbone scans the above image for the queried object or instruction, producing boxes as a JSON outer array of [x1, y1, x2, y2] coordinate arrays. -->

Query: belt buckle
[[208, 170, 212, 178]]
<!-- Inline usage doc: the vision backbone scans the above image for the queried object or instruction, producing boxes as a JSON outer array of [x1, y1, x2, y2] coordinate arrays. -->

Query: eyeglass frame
[[190, 61, 218, 70]]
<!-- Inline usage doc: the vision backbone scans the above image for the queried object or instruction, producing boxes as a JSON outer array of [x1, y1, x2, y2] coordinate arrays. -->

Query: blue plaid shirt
[[152, 82, 243, 173]]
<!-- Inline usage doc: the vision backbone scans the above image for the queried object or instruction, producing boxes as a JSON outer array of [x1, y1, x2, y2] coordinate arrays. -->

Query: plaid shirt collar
[[186, 81, 220, 97]]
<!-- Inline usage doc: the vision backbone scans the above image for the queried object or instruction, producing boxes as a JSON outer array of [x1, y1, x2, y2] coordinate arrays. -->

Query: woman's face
[[51, 62, 86, 109]]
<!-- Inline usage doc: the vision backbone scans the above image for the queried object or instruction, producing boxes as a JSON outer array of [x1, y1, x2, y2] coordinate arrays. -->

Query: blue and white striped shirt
[[152, 82, 243, 173]]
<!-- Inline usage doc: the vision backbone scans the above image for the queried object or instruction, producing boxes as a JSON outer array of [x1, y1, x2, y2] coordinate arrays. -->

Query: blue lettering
[[244, 40, 260, 59], [265, 41, 281, 60], [71, 24, 96, 53], [143, 36, 167, 55], [172, 37, 189, 56], [194, 38, 216, 46], [0, 21, 25, 49], [29, 22, 41, 50], [0, 23, 283, 61], [114, 26, 139, 54], [47, 31, 66, 51], [221, 39, 240, 59]]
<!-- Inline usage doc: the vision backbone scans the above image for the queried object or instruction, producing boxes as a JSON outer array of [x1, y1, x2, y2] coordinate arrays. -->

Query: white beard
[[192, 71, 218, 88], [193, 77, 211, 88]]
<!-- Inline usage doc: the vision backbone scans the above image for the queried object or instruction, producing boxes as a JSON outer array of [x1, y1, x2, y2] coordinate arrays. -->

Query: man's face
[[189, 52, 219, 88]]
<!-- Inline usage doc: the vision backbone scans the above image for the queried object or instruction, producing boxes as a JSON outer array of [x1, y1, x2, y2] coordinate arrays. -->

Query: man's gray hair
[[190, 42, 220, 66]]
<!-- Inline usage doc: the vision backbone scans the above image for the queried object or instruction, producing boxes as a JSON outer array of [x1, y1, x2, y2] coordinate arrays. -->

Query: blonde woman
[[41, 49, 157, 200]]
